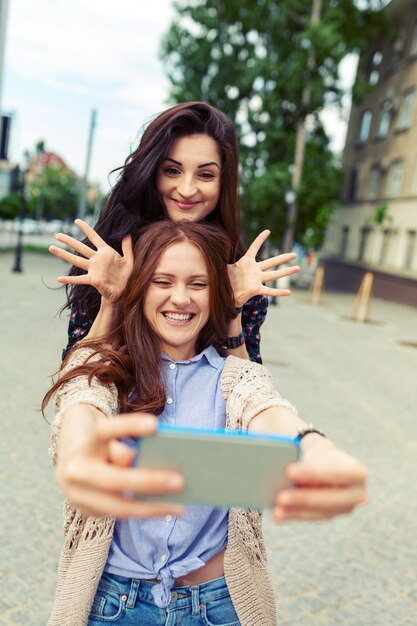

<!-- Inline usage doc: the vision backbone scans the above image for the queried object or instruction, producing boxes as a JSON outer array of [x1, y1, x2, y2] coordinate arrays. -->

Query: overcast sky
[[2, 0, 356, 192]]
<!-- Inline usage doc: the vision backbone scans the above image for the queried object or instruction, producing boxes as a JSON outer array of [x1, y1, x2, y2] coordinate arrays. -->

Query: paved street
[[1, 251, 416, 625]]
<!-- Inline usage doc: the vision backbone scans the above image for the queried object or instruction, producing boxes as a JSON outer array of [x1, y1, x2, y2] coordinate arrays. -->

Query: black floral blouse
[[63, 295, 269, 364]]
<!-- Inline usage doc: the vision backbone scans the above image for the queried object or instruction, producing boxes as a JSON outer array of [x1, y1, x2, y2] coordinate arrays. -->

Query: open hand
[[49, 219, 133, 303], [227, 230, 300, 307]]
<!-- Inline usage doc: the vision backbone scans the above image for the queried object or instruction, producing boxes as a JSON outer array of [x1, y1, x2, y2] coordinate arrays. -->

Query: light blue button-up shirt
[[105, 346, 228, 607]]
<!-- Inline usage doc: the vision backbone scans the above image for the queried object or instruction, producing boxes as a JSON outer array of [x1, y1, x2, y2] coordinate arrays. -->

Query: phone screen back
[[136, 428, 299, 509]]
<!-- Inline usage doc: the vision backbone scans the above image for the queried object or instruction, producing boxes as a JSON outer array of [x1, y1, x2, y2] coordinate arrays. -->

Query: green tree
[[0, 193, 21, 219], [160, 0, 387, 247], [27, 164, 79, 221]]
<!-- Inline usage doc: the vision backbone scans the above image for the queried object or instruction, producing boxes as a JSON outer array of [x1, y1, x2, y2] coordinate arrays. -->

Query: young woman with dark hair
[[44, 220, 368, 626], [49, 101, 300, 363]]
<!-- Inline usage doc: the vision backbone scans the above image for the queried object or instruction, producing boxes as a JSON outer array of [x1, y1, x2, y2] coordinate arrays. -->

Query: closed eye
[[190, 282, 208, 289]]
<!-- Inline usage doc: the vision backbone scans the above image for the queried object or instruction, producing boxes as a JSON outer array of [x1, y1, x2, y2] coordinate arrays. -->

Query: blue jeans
[[88, 572, 241, 625]]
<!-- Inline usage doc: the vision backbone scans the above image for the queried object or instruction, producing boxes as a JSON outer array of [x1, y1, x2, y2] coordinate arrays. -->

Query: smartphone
[[135, 424, 300, 509]]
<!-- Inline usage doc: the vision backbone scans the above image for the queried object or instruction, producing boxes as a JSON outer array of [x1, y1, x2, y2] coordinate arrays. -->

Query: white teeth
[[163, 312, 193, 321]]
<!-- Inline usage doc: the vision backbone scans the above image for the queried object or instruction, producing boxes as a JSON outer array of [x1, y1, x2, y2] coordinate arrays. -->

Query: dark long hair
[[68, 102, 243, 322], [44, 220, 235, 416]]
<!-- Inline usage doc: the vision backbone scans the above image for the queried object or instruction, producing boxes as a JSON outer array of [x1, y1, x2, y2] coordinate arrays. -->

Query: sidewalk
[[0, 251, 416, 625]]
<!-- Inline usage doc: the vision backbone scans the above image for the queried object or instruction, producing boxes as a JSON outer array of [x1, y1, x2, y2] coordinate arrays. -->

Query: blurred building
[[322, 0, 417, 307]]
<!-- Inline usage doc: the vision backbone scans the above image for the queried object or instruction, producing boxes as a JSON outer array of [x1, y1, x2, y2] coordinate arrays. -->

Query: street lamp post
[[12, 153, 30, 273], [11, 165, 25, 273]]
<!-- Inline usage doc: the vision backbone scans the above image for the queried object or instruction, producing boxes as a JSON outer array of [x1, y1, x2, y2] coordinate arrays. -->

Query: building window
[[346, 167, 360, 201], [358, 110, 373, 143], [386, 159, 404, 196], [358, 226, 371, 262], [404, 230, 416, 269], [340, 226, 350, 258], [380, 229, 394, 264], [410, 24, 417, 56], [397, 89, 415, 130], [389, 28, 407, 70], [369, 50, 383, 85], [367, 164, 381, 199], [377, 100, 392, 138]]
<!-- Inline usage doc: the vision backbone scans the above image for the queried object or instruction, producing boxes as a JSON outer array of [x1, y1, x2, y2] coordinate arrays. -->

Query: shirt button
[[165, 515, 172, 523], [166, 397, 173, 405], [169, 362, 176, 370], [160, 554, 167, 563]]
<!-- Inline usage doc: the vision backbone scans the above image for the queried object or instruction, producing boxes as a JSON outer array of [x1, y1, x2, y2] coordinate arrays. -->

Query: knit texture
[[48, 349, 297, 626]]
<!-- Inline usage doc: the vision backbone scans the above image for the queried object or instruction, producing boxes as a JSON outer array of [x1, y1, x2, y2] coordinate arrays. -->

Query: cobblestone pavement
[[1, 252, 416, 625]]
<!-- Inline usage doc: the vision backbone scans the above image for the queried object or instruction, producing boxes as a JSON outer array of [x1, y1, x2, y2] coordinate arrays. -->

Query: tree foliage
[[160, 0, 386, 247], [27, 164, 79, 221], [0, 193, 21, 220], [25, 142, 80, 221]]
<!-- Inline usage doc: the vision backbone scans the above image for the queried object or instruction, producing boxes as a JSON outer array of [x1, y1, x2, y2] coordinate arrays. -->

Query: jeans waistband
[[99, 572, 230, 611]]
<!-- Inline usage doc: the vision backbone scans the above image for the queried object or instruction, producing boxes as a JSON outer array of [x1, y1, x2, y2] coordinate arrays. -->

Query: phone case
[[135, 424, 300, 509]]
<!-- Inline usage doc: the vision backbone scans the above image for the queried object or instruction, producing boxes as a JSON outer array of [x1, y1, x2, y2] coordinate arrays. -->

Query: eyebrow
[[153, 272, 209, 280], [162, 157, 220, 170]]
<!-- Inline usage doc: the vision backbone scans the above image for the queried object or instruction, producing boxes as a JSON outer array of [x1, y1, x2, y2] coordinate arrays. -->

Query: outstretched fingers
[[245, 230, 271, 258], [261, 265, 300, 283], [53, 232, 95, 258], [49, 245, 90, 271], [258, 252, 297, 271], [73, 218, 108, 249]]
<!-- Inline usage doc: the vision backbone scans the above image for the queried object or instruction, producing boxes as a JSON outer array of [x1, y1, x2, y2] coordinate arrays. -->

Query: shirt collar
[[161, 345, 224, 370]]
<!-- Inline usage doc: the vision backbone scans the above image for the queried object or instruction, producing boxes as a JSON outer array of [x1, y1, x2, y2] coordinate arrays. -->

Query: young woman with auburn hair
[[49, 101, 300, 364], [45, 220, 368, 626]]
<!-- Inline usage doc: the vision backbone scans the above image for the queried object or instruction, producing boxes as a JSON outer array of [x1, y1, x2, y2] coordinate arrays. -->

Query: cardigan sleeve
[[220, 355, 297, 432], [50, 347, 119, 466]]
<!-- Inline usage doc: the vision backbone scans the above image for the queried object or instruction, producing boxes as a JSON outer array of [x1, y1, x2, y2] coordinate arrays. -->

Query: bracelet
[[295, 425, 326, 442], [223, 331, 245, 350]]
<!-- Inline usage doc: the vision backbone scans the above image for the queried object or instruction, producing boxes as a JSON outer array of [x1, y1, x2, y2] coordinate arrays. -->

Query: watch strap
[[223, 331, 245, 350], [295, 425, 326, 442]]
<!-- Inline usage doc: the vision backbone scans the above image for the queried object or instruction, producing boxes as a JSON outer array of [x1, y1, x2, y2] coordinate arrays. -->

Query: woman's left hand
[[227, 230, 300, 307], [272, 437, 368, 521]]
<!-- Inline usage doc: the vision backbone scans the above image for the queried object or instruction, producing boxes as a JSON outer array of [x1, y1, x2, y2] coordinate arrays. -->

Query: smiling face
[[144, 240, 210, 362], [156, 134, 221, 223]]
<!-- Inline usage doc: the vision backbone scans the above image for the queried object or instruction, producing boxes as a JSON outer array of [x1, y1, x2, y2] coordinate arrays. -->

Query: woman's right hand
[[57, 407, 185, 519], [49, 219, 133, 303]]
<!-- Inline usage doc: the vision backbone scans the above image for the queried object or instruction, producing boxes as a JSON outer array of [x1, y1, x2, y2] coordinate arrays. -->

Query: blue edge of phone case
[[135, 423, 301, 462]]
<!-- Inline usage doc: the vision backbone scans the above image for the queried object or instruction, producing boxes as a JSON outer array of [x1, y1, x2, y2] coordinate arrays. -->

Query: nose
[[177, 175, 197, 198], [170, 285, 191, 307]]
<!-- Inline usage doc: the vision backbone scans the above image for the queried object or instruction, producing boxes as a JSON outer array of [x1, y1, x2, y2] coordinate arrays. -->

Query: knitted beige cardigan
[[48, 349, 297, 626]]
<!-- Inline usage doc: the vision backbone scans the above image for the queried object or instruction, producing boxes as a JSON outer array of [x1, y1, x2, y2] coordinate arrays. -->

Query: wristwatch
[[223, 331, 245, 349]]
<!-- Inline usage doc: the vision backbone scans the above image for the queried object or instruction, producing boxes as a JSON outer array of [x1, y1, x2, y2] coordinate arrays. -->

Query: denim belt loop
[[126, 579, 140, 609], [191, 585, 200, 615]]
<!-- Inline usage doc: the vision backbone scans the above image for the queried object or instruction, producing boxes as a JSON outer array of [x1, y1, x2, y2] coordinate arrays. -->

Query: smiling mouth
[[172, 199, 199, 209], [163, 312, 194, 322]]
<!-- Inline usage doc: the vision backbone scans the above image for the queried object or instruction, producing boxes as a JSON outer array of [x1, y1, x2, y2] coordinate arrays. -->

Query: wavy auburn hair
[[43, 220, 235, 416]]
